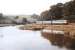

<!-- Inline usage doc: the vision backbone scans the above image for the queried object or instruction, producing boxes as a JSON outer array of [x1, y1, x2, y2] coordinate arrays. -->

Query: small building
[[36, 20, 67, 24]]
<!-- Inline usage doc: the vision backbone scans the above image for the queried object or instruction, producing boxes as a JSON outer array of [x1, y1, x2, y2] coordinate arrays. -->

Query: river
[[0, 26, 68, 50]]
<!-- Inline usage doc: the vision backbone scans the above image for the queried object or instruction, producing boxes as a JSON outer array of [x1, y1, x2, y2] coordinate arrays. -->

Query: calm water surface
[[0, 26, 67, 50]]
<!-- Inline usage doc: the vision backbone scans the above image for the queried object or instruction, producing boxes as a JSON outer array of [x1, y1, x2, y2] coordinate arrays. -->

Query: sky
[[0, 0, 71, 15]]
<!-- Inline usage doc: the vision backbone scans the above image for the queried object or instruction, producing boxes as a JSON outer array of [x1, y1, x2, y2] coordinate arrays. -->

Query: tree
[[31, 14, 39, 19], [40, 3, 64, 20], [40, 10, 50, 20], [15, 16, 19, 19], [63, 0, 75, 20], [50, 3, 64, 19], [0, 13, 3, 20], [22, 18, 27, 24], [40, 0, 75, 21]]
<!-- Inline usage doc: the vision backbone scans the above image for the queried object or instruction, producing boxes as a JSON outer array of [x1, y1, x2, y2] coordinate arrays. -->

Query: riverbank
[[20, 23, 75, 31], [19, 23, 75, 38]]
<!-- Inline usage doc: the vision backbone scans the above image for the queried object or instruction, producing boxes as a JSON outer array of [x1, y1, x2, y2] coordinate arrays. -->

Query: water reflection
[[41, 31, 75, 50], [0, 26, 68, 50]]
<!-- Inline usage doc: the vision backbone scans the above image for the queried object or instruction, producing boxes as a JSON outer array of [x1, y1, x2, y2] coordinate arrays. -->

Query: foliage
[[0, 13, 3, 20], [40, 0, 75, 20], [50, 3, 64, 19], [40, 3, 64, 20], [22, 18, 27, 24], [15, 16, 19, 19], [40, 10, 50, 20]]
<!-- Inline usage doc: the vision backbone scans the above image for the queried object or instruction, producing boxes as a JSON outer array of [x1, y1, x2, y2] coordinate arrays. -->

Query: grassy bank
[[20, 23, 75, 31], [19, 23, 75, 38]]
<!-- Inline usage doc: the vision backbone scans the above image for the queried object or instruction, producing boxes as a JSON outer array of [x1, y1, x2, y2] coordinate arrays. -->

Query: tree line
[[40, 0, 75, 20]]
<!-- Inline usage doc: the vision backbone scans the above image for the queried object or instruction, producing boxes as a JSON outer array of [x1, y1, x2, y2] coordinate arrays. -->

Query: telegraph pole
[[51, 16, 53, 33]]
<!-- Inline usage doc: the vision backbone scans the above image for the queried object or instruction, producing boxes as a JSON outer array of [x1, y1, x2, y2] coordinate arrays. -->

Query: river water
[[0, 26, 69, 50]]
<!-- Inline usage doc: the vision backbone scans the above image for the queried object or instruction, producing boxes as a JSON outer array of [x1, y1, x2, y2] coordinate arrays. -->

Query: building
[[36, 20, 67, 24]]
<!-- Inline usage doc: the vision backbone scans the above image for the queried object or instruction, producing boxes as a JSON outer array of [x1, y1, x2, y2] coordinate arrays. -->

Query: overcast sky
[[0, 0, 70, 15]]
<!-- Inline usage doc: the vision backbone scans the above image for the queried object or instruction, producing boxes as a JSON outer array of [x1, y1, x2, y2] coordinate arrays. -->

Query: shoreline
[[19, 23, 75, 31], [19, 23, 75, 38]]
